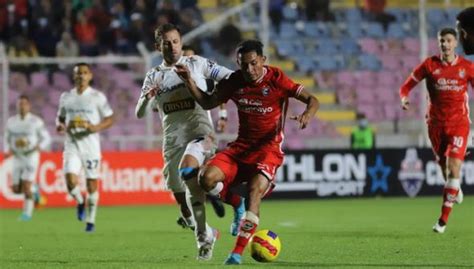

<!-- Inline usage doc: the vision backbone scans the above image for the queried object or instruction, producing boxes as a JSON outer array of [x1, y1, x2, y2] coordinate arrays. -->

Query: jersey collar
[[439, 54, 459, 66], [254, 66, 268, 84], [74, 86, 92, 95], [160, 55, 184, 70]]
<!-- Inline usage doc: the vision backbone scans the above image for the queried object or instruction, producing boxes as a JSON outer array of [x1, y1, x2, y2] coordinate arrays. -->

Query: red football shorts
[[206, 146, 283, 199], [428, 123, 470, 163]]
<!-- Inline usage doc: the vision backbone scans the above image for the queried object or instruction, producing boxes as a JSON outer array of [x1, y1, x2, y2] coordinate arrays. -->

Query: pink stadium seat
[[354, 71, 376, 87], [358, 38, 380, 54], [403, 38, 421, 55], [401, 56, 420, 69], [356, 89, 375, 104], [380, 55, 401, 70], [52, 72, 72, 89], [31, 72, 48, 87], [335, 71, 355, 87]]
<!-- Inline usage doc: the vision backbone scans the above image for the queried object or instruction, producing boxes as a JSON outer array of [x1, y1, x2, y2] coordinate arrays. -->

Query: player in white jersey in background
[[135, 23, 244, 260], [4, 95, 51, 221], [56, 63, 114, 232]]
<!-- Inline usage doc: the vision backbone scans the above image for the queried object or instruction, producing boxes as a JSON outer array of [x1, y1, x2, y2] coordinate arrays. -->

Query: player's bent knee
[[198, 169, 219, 191], [179, 167, 199, 181]]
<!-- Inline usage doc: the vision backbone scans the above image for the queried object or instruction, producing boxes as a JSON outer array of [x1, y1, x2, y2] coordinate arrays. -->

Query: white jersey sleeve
[[135, 70, 157, 118], [192, 55, 233, 82], [98, 92, 114, 118], [4, 119, 11, 153], [36, 117, 51, 151]]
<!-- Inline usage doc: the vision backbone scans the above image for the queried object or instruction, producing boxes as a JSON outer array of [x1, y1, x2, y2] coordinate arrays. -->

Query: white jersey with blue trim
[[138, 55, 232, 149]]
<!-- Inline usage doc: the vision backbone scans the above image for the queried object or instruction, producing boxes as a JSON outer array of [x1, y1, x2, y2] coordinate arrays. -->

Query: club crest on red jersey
[[459, 69, 465, 79], [433, 68, 441, 75], [262, 87, 269, 96]]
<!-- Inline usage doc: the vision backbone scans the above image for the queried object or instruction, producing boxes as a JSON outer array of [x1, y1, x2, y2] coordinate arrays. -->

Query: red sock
[[232, 211, 259, 255], [224, 192, 242, 208], [439, 188, 458, 224]]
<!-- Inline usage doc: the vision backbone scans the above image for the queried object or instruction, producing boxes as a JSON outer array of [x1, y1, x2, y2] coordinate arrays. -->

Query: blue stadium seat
[[314, 55, 338, 71], [346, 8, 362, 22], [275, 39, 304, 57], [426, 9, 448, 27], [346, 23, 362, 38], [280, 22, 299, 38], [363, 23, 385, 38], [339, 38, 360, 54], [386, 23, 405, 38], [294, 56, 316, 73], [316, 38, 339, 54], [446, 8, 462, 22], [282, 5, 298, 21], [303, 22, 330, 38], [358, 54, 381, 71]]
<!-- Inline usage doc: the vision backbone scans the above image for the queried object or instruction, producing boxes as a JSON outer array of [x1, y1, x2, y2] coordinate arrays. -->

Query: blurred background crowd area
[[1, 0, 474, 151]]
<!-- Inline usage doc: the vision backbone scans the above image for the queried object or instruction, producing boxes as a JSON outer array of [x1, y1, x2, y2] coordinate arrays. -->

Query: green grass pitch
[[1, 197, 473, 269]]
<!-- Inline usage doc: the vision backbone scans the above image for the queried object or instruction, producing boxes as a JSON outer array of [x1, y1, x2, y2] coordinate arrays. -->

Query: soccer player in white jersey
[[56, 63, 114, 232], [4, 95, 51, 221], [135, 23, 244, 260]]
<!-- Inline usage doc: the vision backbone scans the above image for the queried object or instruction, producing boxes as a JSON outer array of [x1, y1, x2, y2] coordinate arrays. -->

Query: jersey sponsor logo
[[435, 78, 463, 91], [238, 98, 263, 106], [398, 148, 425, 197], [157, 83, 186, 96], [163, 98, 196, 114]]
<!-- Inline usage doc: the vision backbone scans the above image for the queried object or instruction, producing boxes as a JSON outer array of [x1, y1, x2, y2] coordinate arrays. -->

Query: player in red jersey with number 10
[[175, 40, 319, 264], [399, 28, 474, 234]]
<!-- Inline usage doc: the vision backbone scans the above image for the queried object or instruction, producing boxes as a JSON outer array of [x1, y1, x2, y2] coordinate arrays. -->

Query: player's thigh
[[163, 147, 187, 193], [203, 152, 238, 185], [13, 157, 38, 184], [63, 152, 83, 176], [82, 156, 101, 179], [445, 124, 470, 161], [427, 124, 448, 164], [180, 135, 217, 168]]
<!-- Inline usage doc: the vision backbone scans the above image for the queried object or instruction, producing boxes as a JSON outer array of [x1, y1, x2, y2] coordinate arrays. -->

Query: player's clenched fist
[[174, 64, 191, 81], [290, 112, 312, 129], [400, 97, 410, 110]]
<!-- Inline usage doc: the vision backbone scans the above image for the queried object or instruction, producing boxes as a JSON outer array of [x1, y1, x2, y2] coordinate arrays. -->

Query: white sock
[[31, 184, 38, 195], [23, 198, 34, 217], [70, 186, 84, 204], [446, 178, 460, 190], [86, 192, 99, 224], [207, 182, 223, 196], [185, 178, 208, 235]]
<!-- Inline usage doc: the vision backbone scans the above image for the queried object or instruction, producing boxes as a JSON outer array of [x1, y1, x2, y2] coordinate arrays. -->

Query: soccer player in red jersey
[[399, 28, 474, 234], [456, 7, 474, 55], [175, 39, 319, 264]]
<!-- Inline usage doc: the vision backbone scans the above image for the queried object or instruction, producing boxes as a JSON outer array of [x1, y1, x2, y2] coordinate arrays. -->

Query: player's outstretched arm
[[291, 89, 319, 129], [175, 64, 221, 109]]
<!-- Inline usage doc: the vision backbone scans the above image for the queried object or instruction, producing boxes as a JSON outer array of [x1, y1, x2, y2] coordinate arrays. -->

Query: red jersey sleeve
[[400, 58, 429, 98], [273, 68, 304, 98]]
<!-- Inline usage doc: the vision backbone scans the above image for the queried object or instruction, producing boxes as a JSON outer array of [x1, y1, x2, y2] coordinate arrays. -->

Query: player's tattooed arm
[[291, 89, 319, 129], [174, 64, 221, 109]]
